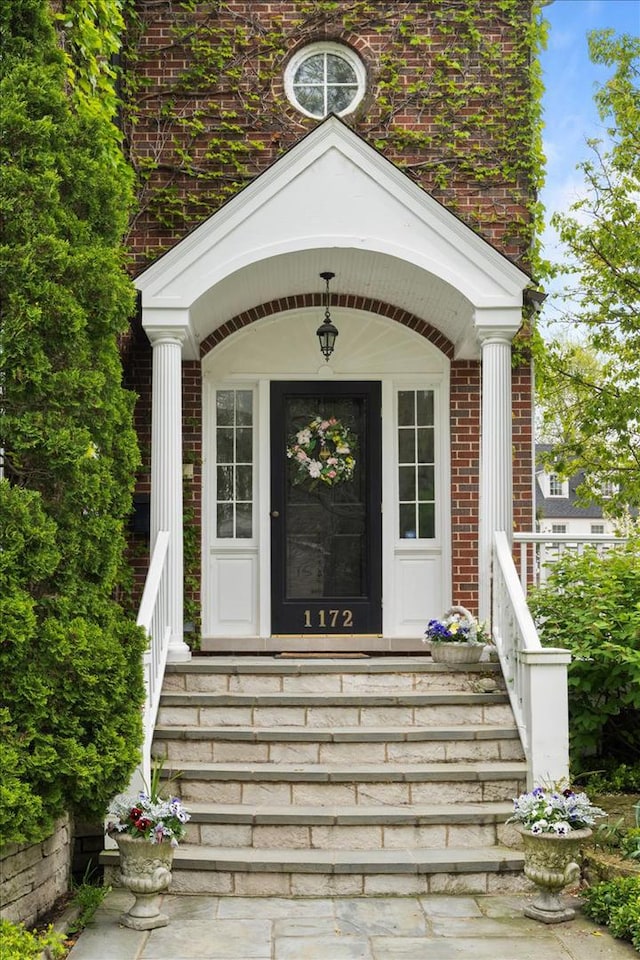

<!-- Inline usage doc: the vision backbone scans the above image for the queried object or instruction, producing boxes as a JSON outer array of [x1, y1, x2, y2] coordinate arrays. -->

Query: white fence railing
[[492, 531, 571, 788], [134, 530, 171, 792], [513, 532, 626, 595]]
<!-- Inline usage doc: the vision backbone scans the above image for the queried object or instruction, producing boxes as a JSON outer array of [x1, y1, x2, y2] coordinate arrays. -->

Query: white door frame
[[201, 313, 450, 651]]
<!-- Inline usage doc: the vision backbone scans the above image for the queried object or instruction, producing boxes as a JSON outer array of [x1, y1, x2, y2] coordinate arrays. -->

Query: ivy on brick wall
[[118, 0, 545, 634], [120, 0, 547, 271], [0, 0, 146, 845]]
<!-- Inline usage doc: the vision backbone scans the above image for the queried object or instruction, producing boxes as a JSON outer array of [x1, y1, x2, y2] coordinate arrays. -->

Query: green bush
[[582, 877, 640, 949], [577, 762, 640, 795], [582, 875, 640, 923], [528, 537, 640, 772], [0, 919, 65, 960], [621, 829, 640, 862], [0, 0, 147, 846], [610, 898, 640, 950]]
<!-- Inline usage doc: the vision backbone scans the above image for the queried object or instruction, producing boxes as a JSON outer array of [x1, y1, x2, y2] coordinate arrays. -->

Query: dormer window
[[548, 473, 564, 497], [285, 43, 366, 119], [544, 472, 569, 498]]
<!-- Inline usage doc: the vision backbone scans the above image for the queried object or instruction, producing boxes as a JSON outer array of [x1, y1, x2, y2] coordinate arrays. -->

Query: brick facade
[[123, 0, 536, 274], [123, 1, 536, 627]]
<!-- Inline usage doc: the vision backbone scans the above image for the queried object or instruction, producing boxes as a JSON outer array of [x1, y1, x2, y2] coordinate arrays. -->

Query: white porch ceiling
[[189, 247, 472, 353]]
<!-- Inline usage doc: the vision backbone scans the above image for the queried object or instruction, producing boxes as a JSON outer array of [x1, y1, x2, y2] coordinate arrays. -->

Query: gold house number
[[303, 609, 353, 629]]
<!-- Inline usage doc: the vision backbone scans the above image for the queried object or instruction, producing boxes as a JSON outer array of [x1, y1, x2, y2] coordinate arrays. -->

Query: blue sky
[[538, 0, 639, 298]]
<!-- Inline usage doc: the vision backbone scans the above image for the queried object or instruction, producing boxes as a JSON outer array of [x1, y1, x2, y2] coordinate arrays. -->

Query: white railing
[[513, 532, 626, 595], [134, 530, 171, 792], [492, 531, 571, 788]]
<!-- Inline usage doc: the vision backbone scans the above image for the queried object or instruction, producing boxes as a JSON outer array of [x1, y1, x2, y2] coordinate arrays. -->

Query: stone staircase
[[104, 656, 528, 896]]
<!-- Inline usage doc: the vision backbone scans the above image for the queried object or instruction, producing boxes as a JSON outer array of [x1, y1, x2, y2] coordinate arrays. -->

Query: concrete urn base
[[112, 834, 174, 930], [517, 826, 592, 923]]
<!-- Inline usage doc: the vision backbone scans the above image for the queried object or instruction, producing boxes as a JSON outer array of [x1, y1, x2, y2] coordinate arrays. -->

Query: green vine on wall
[[55, 0, 126, 124], [120, 0, 548, 271]]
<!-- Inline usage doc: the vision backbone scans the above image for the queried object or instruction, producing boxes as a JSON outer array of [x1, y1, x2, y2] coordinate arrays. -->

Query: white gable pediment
[[137, 116, 530, 358]]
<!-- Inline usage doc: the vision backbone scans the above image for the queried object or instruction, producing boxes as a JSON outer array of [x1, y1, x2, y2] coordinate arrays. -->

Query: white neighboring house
[[535, 443, 618, 537]]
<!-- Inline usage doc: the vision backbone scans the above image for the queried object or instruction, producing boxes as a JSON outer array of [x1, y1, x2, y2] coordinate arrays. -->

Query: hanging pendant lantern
[[316, 271, 338, 361]]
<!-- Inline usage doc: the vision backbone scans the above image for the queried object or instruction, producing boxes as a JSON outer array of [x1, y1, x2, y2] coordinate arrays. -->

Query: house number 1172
[[303, 609, 353, 629]]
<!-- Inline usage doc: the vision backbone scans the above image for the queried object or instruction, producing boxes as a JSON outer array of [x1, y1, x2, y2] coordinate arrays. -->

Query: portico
[[135, 117, 530, 654]]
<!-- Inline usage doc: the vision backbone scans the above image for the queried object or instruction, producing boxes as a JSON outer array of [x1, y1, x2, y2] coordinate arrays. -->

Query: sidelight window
[[397, 389, 436, 540], [215, 389, 253, 538]]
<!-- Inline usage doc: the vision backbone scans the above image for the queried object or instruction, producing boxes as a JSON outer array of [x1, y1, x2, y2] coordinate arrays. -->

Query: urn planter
[[112, 833, 174, 930], [430, 642, 484, 664], [518, 825, 592, 923]]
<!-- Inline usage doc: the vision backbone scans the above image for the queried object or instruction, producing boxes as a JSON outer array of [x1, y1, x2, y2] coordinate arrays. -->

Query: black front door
[[270, 381, 382, 636]]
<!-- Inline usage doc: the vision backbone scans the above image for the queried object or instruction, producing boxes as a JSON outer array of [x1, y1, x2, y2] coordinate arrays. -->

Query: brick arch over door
[[195, 297, 483, 618], [199, 294, 455, 359]]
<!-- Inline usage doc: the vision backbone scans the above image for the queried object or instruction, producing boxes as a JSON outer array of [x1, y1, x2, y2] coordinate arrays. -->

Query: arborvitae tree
[[0, 0, 146, 845]]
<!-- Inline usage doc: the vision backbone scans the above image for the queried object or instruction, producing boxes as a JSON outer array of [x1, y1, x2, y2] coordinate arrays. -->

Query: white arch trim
[[136, 117, 530, 358]]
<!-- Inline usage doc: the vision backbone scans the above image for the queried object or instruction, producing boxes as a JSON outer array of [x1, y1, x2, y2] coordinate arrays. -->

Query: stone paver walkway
[[67, 890, 637, 960]]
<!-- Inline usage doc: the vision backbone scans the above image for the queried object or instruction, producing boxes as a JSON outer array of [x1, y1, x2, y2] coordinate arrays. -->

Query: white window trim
[[208, 383, 259, 547], [546, 472, 568, 498], [284, 42, 366, 119], [394, 387, 438, 543]]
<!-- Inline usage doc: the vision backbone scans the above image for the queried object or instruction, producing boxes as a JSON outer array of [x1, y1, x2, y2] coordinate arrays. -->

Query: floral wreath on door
[[286, 416, 356, 486]]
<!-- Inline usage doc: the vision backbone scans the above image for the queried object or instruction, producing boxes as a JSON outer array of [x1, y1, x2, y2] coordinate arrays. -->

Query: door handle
[[270, 510, 280, 518]]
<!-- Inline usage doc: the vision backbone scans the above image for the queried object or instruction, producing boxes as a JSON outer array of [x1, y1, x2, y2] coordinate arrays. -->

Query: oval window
[[285, 43, 366, 119]]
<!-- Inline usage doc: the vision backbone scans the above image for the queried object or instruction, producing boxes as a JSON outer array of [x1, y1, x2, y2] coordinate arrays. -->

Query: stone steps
[[183, 800, 517, 849], [167, 761, 525, 809], [161, 657, 503, 695], [154, 723, 524, 764], [157, 691, 513, 729], [102, 656, 528, 895], [101, 844, 525, 897], [185, 800, 515, 825]]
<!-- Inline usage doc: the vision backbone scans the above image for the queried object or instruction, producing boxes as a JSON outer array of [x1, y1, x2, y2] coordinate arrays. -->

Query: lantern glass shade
[[316, 318, 338, 360], [316, 271, 338, 361]]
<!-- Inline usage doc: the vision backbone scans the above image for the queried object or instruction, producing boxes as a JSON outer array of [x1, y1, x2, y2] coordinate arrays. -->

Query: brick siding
[[123, 1, 535, 622]]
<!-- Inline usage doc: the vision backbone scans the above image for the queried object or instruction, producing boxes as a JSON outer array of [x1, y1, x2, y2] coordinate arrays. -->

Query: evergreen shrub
[[0, 0, 146, 846]]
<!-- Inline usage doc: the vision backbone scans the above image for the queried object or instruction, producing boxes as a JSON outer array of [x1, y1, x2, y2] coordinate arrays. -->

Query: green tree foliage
[[527, 537, 640, 774], [0, 0, 146, 845], [538, 31, 640, 514]]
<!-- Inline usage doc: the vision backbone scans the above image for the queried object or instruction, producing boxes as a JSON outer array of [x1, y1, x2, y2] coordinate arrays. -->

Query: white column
[[478, 330, 514, 623], [149, 332, 191, 662]]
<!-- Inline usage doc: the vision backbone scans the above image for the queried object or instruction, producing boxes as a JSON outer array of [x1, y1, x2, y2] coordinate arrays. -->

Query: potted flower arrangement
[[106, 768, 190, 930], [508, 785, 606, 923], [423, 605, 490, 663]]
